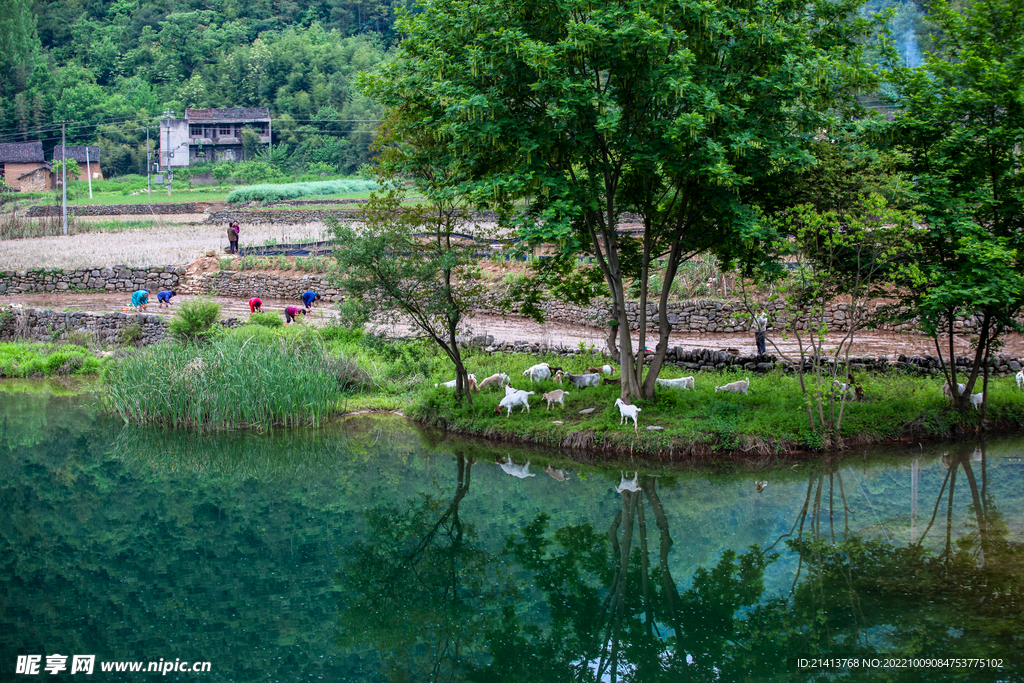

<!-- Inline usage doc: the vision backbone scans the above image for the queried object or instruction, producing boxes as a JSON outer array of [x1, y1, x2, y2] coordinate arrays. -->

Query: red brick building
[[0, 142, 53, 192]]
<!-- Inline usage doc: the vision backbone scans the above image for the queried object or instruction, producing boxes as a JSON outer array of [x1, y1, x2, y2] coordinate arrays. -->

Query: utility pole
[[85, 145, 93, 199], [146, 126, 152, 196], [61, 122, 67, 236]]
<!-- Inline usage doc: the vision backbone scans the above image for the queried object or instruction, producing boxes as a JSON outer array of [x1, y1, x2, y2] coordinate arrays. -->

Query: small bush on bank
[[0, 342, 103, 377], [246, 312, 284, 328], [225, 179, 379, 204], [169, 298, 222, 342]]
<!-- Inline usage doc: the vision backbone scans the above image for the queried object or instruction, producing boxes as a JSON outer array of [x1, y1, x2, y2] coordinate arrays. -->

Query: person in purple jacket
[[284, 305, 306, 325]]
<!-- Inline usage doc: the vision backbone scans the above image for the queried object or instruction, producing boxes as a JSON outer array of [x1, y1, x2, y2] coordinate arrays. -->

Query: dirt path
[[7, 291, 1019, 358]]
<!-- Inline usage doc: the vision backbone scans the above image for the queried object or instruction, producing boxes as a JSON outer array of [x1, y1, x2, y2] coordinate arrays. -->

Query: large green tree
[[882, 0, 1024, 410], [362, 0, 875, 400]]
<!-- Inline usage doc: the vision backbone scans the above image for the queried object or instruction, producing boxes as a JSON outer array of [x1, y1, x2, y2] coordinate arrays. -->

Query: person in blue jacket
[[301, 291, 320, 310], [157, 290, 177, 308], [130, 289, 149, 311]]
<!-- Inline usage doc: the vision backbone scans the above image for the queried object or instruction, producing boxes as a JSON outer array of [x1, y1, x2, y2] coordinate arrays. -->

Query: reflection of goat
[[435, 374, 477, 391], [523, 363, 551, 382], [500, 458, 536, 478], [656, 376, 695, 390], [477, 373, 510, 391], [544, 465, 568, 481], [617, 471, 640, 493], [715, 377, 749, 394], [614, 398, 640, 432], [495, 389, 534, 416], [756, 481, 768, 493], [542, 389, 569, 410], [565, 372, 600, 389]]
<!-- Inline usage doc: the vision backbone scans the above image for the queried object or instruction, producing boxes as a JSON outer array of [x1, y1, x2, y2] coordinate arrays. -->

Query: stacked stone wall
[[26, 203, 202, 217], [0, 266, 183, 295], [181, 270, 341, 301], [0, 307, 241, 346]]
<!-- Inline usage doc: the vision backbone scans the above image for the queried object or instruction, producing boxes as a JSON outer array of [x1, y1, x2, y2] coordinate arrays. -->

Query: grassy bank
[[0, 342, 104, 378], [97, 321, 1024, 457]]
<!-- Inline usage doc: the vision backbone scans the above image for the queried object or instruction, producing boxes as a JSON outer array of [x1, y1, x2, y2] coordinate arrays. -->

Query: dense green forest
[[0, 0, 946, 178]]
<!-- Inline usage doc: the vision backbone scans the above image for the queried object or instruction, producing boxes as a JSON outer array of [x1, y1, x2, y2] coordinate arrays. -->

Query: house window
[[219, 125, 232, 136], [251, 125, 266, 135], [189, 125, 203, 136]]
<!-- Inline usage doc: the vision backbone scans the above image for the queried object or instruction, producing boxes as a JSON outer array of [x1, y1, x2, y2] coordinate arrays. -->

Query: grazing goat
[[601, 377, 621, 386], [565, 372, 601, 389], [523, 363, 552, 382], [552, 370, 563, 384], [715, 377, 750, 394], [500, 457, 536, 478], [477, 373, 511, 391], [970, 392, 984, 410], [434, 374, 477, 391], [656, 376, 695, 391], [943, 380, 966, 403], [617, 471, 640, 493], [1016, 369, 1024, 390], [614, 398, 641, 432], [544, 466, 568, 481], [495, 389, 535, 416], [542, 389, 569, 410], [832, 380, 856, 400], [587, 365, 615, 376]]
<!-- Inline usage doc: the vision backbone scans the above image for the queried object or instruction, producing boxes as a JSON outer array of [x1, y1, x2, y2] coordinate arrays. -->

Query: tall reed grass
[[104, 331, 363, 429]]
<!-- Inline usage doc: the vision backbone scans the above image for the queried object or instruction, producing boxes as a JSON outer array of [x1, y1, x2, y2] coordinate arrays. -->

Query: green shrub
[[118, 322, 143, 346], [247, 312, 284, 328], [168, 298, 222, 342], [225, 179, 379, 204], [0, 342, 102, 377]]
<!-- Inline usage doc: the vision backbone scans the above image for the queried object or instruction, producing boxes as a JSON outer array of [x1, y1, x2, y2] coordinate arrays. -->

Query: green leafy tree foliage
[[0, 0, 41, 98], [882, 0, 1024, 410], [362, 0, 876, 401]]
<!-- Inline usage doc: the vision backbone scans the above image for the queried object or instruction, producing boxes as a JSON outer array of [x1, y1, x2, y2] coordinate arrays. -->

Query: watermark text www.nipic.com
[[16, 655, 212, 675]]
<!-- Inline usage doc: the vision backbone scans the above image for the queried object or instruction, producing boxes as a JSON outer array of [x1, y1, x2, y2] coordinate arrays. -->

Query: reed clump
[[104, 331, 364, 429]]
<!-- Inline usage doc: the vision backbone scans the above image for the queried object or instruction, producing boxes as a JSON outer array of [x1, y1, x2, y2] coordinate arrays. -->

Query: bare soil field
[[6, 290, 1019, 358]]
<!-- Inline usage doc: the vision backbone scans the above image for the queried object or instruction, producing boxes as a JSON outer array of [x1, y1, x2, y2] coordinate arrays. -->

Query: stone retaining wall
[[207, 209, 361, 225], [0, 266, 183, 295], [181, 270, 342, 301], [0, 307, 241, 346], [26, 203, 203, 217]]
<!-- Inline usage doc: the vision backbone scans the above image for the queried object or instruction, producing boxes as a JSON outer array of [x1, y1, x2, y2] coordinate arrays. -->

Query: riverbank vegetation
[[0, 342, 103, 378]]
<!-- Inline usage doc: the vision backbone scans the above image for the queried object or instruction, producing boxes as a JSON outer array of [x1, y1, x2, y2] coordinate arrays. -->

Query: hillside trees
[[362, 0, 876, 401], [882, 0, 1024, 410]]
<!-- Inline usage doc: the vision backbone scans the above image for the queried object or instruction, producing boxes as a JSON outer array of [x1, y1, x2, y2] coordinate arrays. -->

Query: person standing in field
[[227, 221, 240, 255], [301, 291, 320, 310], [284, 305, 306, 325], [131, 289, 149, 312], [753, 307, 768, 356], [157, 290, 176, 308], [249, 297, 263, 313]]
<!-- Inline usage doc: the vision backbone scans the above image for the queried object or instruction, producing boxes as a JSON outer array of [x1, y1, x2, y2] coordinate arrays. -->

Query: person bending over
[[301, 291, 321, 310], [131, 289, 149, 312], [249, 297, 263, 313], [284, 305, 306, 325], [157, 290, 176, 308]]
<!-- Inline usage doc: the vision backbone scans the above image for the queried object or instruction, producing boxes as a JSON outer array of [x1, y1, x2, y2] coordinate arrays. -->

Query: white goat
[[614, 398, 641, 432], [542, 389, 569, 410], [523, 363, 552, 382], [617, 471, 640, 493], [434, 374, 477, 390], [832, 380, 856, 399], [656, 376, 695, 391], [1016, 369, 1024, 390], [552, 370, 563, 383], [495, 389, 535, 416], [970, 392, 984, 410], [943, 380, 967, 403], [565, 372, 601, 389], [477, 373, 510, 391], [715, 377, 750, 394], [500, 458, 536, 478], [587, 365, 615, 376]]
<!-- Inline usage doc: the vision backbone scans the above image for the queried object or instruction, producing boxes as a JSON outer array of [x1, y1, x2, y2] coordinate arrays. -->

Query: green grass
[[0, 342, 104, 378], [225, 179, 380, 204]]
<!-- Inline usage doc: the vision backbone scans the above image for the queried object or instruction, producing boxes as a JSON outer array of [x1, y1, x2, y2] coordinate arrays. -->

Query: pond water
[[1, 388, 1022, 681]]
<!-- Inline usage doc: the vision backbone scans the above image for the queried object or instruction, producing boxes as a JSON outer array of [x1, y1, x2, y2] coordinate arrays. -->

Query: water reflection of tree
[[335, 453, 504, 682], [478, 475, 774, 682]]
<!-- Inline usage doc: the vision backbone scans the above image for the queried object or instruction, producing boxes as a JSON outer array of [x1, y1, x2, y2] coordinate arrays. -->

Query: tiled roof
[[0, 141, 45, 163], [185, 108, 271, 122], [50, 145, 101, 163]]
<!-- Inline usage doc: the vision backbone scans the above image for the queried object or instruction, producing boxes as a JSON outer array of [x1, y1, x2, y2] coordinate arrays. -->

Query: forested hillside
[[0, 0, 946, 178]]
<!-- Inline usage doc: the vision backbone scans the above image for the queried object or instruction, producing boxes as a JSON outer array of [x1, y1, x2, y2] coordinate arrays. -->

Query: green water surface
[[1, 389, 1022, 681]]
